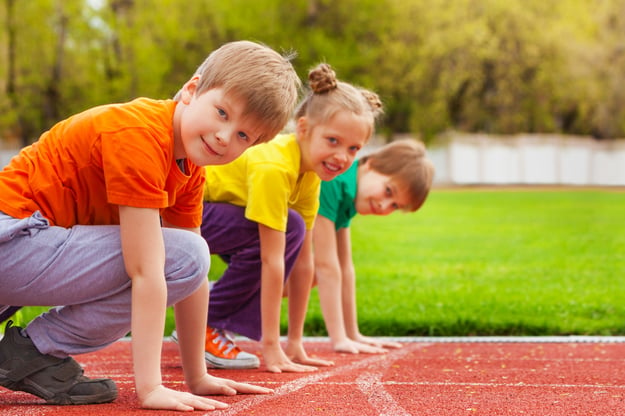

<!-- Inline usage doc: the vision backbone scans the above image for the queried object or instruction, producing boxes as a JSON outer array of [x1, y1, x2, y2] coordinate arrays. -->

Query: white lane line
[[317, 336, 625, 344], [357, 372, 412, 416], [261, 380, 625, 390], [209, 343, 424, 416]]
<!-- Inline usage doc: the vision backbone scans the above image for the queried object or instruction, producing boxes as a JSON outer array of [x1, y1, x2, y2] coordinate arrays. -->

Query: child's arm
[[173, 278, 273, 398], [336, 227, 401, 350], [121, 208, 269, 411], [120, 206, 223, 411], [315, 217, 386, 354], [285, 231, 334, 367], [258, 223, 317, 373]]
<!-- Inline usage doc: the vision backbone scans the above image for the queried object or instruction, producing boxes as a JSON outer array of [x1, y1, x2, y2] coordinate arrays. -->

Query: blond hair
[[360, 139, 435, 212], [295, 63, 383, 141], [176, 41, 301, 143]]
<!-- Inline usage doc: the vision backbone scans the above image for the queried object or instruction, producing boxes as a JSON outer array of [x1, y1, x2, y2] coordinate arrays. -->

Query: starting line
[[288, 335, 625, 344]]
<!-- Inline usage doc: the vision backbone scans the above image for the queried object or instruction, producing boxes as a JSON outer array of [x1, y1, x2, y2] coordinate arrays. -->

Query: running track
[[1, 337, 624, 415]]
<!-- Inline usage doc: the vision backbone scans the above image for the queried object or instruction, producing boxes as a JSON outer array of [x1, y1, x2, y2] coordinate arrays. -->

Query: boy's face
[[355, 162, 410, 216], [297, 111, 369, 182], [176, 82, 264, 166]]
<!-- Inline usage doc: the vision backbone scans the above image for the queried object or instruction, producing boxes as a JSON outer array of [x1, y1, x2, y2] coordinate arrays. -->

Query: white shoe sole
[[171, 330, 260, 369]]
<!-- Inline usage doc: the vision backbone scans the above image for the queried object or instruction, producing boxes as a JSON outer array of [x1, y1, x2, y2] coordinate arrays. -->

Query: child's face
[[176, 83, 264, 166], [355, 162, 410, 216], [298, 111, 369, 182]]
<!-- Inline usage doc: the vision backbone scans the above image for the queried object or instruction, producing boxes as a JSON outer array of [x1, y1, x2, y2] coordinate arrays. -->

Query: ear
[[295, 116, 309, 137], [180, 76, 200, 104], [360, 157, 373, 172]]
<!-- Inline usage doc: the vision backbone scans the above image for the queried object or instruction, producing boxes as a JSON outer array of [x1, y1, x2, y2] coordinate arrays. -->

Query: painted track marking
[[210, 343, 423, 416]]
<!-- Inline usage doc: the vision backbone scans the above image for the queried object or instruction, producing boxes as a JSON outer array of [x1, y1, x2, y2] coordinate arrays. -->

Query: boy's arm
[[258, 223, 316, 373], [335, 226, 359, 339], [122, 212, 270, 411], [319, 223, 387, 354], [119, 206, 168, 402], [119, 206, 224, 410], [285, 230, 334, 367], [173, 278, 273, 398], [337, 227, 401, 351], [312, 217, 352, 348]]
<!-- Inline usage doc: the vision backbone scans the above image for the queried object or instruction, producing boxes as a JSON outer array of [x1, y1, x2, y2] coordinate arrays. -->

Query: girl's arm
[[285, 230, 334, 367], [258, 223, 316, 373]]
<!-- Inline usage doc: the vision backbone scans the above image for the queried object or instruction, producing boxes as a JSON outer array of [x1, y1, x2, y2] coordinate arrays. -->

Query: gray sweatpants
[[0, 211, 209, 358]]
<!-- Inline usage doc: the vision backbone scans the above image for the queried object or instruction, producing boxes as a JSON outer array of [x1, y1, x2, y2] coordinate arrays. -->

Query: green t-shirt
[[318, 162, 358, 230]]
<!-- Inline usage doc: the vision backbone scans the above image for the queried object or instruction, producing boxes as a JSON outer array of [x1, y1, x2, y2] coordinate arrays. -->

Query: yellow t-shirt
[[204, 134, 320, 232], [0, 98, 205, 228]]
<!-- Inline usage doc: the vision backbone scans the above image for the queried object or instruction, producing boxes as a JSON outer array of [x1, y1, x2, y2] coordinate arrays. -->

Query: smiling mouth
[[201, 136, 221, 157], [323, 161, 341, 173]]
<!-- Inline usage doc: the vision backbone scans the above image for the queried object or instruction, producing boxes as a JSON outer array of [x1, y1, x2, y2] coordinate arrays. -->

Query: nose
[[215, 129, 232, 147], [378, 199, 395, 215], [335, 150, 349, 164]]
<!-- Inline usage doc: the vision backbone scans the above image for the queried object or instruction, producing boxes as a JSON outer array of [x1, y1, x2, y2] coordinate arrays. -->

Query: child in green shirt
[[301, 139, 434, 354]]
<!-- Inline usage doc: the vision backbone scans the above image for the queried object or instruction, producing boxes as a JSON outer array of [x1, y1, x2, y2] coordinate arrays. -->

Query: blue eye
[[237, 131, 249, 141], [328, 137, 338, 144], [217, 108, 227, 118]]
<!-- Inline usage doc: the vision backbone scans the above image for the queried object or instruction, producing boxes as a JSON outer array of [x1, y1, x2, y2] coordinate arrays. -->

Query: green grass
[[9, 189, 625, 337]]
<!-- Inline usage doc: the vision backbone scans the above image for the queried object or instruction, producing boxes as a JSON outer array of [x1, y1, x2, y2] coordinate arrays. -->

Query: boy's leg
[[201, 203, 305, 341], [0, 211, 209, 404], [0, 211, 209, 356]]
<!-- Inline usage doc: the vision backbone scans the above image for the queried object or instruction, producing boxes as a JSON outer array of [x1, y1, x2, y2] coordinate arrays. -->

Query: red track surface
[[1, 339, 624, 415]]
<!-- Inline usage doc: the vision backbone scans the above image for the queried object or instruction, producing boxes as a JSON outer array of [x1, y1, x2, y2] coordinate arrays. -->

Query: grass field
[[10, 188, 625, 337]]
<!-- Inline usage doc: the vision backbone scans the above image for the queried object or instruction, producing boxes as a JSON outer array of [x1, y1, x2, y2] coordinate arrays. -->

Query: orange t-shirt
[[0, 98, 205, 228]]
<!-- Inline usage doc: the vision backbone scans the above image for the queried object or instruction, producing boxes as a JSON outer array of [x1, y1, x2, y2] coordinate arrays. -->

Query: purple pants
[[201, 202, 306, 341]]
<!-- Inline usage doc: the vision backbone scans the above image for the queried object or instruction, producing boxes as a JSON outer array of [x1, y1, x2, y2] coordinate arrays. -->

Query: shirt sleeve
[[245, 162, 292, 232], [290, 173, 320, 230], [101, 130, 170, 208], [318, 178, 341, 224]]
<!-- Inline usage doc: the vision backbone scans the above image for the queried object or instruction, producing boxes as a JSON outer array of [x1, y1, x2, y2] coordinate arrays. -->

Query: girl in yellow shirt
[[195, 64, 383, 373]]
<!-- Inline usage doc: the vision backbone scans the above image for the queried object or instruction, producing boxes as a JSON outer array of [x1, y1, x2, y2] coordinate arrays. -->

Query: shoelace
[[211, 329, 238, 355]]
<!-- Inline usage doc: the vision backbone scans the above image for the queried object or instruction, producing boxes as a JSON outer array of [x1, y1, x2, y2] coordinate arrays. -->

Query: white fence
[[3, 133, 625, 186], [428, 134, 625, 186], [0, 150, 16, 168]]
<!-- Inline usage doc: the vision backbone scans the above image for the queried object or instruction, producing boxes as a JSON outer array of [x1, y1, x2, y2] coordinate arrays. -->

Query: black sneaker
[[0, 306, 21, 324], [0, 321, 118, 405]]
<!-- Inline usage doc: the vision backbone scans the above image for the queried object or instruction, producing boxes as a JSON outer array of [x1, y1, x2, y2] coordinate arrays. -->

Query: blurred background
[[1, 0, 624, 185]]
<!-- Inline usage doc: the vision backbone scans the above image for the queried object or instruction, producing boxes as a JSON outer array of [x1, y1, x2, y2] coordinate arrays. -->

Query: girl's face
[[297, 111, 370, 181], [174, 78, 264, 166], [354, 160, 411, 215]]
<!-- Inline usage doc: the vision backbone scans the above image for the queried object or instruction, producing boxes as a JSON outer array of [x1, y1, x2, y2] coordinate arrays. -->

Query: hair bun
[[308, 63, 337, 94], [360, 89, 384, 119]]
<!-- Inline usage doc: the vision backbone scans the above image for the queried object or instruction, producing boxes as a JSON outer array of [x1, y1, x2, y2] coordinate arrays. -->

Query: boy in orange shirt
[[0, 41, 300, 411]]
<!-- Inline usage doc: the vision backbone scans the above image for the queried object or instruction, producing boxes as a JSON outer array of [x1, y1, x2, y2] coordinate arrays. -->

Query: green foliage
[[2, 0, 625, 143]]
